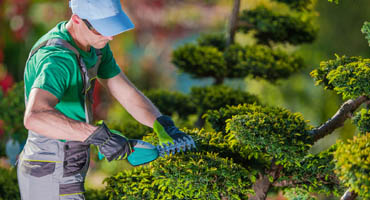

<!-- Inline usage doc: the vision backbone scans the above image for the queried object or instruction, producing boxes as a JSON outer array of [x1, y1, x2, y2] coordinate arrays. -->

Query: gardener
[[17, 0, 194, 199]]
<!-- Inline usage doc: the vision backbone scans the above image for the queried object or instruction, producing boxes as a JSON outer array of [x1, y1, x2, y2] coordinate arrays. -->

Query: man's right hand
[[84, 122, 132, 161]]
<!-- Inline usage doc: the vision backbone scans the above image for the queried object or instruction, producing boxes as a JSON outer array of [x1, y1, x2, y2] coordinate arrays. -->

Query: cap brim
[[89, 11, 134, 37]]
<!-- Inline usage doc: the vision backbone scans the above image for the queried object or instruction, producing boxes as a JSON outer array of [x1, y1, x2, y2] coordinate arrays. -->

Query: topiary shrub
[[239, 6, 317, 45], [190, 85, 259, 115], [224, 105, 313, 168], [144, 89, 197, 118], [104, 151, 253, 200], [334, 133, 370, 199]]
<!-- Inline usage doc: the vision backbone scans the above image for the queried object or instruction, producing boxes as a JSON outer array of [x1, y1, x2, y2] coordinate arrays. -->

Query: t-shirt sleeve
[[97, 43, 121, 79], [32, 54, 75, 100]]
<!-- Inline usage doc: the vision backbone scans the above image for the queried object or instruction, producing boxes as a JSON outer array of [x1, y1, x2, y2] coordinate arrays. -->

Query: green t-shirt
[[24, 21, 121, 122]]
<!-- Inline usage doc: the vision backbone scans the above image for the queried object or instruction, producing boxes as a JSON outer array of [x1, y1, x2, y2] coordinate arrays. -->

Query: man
[[17, 0, 194, 199]]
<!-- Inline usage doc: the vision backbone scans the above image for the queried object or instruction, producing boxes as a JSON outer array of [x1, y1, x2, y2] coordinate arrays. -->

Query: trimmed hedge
[[224, 105, 313, 168], [104, 152, 253, 200], [272, 0, 314, 11]]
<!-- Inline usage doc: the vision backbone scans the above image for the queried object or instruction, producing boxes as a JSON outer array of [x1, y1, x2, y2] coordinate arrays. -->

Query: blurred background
[[0, 0, 369, 199]]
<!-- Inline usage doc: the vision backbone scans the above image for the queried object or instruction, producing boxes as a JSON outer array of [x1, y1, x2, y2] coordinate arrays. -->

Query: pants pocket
[[20, 160, 56, 178], [63, 141, 90, 177]]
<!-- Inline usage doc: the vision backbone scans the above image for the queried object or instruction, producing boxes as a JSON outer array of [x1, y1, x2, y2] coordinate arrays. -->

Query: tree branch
[[311, 95, 369, 141], [226, 0, 241, 46], [249, 160, 282, 200], [340, 189, 358, 200]]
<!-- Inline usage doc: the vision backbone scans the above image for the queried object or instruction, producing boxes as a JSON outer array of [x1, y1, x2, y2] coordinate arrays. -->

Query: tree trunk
[[341, 189, 357, 200], [249, 161, 282, 200], [226, 0, 241, 46]]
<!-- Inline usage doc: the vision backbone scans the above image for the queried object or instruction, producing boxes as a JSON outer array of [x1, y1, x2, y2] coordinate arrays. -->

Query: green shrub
[[310, 55, 370, 99], [353, 108, 370, 134], [172, 36, 305, 82], [225, 106, 313, 167], [0, 81, 27, 144], [0, 167, 20, 200], [197, 33, 227, 51], [361, 21, 370, 46], [283, 188, 316, 200], [281, 146, 344, 196], [104, 152, 253, 200], [224, 44, 305, 81], [239, 6, 317, 45], [144, 89, 197, 118], [85, 189, 108, 200], [190, 85, 259, 114], [334, 133, 370, 199], [272, 0, 314, 10], [172, 43, 227, 81]]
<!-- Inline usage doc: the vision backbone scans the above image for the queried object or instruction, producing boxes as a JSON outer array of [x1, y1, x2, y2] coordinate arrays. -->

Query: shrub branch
[[311, 95, 369, 141]]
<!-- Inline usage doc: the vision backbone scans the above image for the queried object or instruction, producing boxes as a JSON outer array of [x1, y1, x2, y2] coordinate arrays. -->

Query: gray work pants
[[17, 132, 90, 200]]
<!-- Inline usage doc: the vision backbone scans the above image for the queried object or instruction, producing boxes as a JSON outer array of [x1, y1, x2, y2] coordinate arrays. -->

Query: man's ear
[[71, 14, 81, 25]]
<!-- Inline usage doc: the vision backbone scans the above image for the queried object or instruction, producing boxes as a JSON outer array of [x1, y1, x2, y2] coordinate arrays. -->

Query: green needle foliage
[[361, 21, 370, 46], [310, 55, 370, 99], [190, 85, 259, 114], [104, 152, 253, 200], [0, 81, 27, 144], [239, 6, 318, 45], [353, 108, 370, 134], [145, 89, 197, 118], [334, 133, 370, 199]]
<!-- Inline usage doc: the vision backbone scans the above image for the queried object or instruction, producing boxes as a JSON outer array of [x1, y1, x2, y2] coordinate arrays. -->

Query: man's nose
[[105, 36, 113, 41]]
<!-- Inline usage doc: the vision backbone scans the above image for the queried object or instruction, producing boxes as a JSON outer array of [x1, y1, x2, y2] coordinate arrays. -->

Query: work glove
[[153, 115, 196, 148], [84, 122, 132, 162]]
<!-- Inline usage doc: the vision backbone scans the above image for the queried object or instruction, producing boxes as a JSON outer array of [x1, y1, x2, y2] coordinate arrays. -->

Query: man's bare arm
[[24, 88, 97, 141], [99, 72, 161, 128]]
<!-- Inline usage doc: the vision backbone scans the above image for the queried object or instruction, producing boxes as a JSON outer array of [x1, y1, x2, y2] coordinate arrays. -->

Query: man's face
[[81, 19, 113, 49]]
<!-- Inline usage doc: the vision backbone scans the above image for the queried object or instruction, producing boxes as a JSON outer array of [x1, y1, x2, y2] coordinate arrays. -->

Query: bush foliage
[[353, 108, 370, 134], [105, 152, 252, 200], [310, 55, 370, 99], [272, 0, 314, 11], [0, 82, 27, 144], [190, 85, 259, 114], [361, 21, 370, 46], [172, 33, 305, 83], [334, 133, 370, 199], [145, 89, 197, 118], [239, 6, 317, 45]]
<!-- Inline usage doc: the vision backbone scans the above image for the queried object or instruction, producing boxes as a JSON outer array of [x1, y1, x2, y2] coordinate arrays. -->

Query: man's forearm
[[100, 72, 162, 128], [24, 107, 97, 141]]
